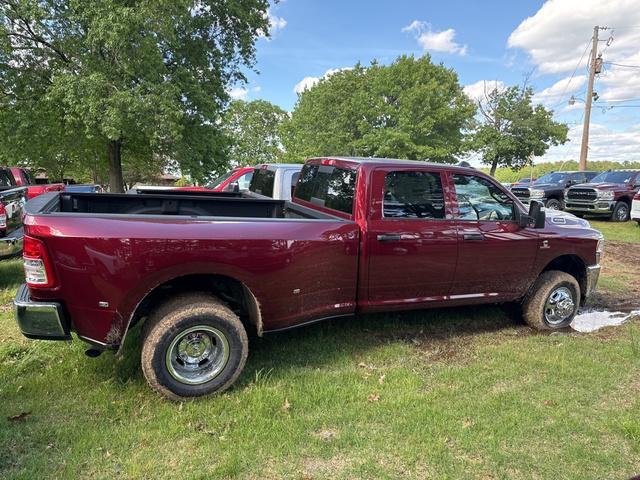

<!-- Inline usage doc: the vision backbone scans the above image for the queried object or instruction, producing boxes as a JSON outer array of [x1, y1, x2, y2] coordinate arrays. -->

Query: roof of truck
[[308, 156, 478, 172]]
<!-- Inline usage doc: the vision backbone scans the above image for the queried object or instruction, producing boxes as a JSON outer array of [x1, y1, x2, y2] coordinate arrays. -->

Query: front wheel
[[545, 198, 562, 210], [611, 201, 630, 222], [522, 271, 580, 330], [141, 293, 248, 401]]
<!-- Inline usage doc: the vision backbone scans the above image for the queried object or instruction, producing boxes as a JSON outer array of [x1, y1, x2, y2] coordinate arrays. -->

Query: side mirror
[[519, 200, 546, 228]]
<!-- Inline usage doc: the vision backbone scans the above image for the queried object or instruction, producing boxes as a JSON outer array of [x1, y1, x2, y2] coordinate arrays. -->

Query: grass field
[[1, 221, 639, 479]]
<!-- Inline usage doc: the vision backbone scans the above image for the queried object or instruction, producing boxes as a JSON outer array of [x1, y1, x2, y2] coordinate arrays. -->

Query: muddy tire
[[611, 201, 630, 222], [545, 198, 562, 210], [141, 293, 248, 401], [522, 271, 580, 330]]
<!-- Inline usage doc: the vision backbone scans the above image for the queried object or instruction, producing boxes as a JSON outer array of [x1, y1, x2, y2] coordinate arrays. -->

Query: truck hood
[[544, 208, 592, 229], [570, 182, 620, 191], [529, 183, 561, 190]]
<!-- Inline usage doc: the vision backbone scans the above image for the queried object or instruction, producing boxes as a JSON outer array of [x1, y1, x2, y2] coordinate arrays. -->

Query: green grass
[[1, 226, 640, 479], [590, 220, 640, 243]]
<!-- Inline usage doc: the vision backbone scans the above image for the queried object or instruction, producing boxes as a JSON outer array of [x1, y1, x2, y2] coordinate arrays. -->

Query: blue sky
[[232, 0, 640, 164]]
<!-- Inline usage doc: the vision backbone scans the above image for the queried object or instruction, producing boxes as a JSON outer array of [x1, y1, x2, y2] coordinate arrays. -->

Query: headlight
[[530, 189, 545, 198], [597, 190, 615, 200], [563, 188, 569, 198], [597, 237, 605, 253]]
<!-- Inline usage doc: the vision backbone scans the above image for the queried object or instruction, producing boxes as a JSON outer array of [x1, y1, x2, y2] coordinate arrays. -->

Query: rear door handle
[[377, 234, 402, 242], [463, 232, 485, 241]]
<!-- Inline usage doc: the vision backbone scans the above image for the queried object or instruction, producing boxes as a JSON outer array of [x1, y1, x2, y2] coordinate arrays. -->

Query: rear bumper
[[14, 284, 71, 340], [584, 264, 601, 301], [565, 200, 614, 214], [0, 227, 23, 258]]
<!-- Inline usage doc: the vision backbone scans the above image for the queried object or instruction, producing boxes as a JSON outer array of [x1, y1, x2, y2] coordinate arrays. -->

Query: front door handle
[[463, 232, 485, 241], [377, 234, 402, 242]]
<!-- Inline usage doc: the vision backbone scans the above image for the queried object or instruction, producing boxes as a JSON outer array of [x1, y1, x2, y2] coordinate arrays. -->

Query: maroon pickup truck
[[565, 169, 640, 222], [14, 157, 604, 400]]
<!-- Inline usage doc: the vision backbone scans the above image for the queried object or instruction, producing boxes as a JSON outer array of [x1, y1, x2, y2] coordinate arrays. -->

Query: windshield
[[590, 171, 636, 184], [535, 173, 569, 184], [205, 170, 236, 189]]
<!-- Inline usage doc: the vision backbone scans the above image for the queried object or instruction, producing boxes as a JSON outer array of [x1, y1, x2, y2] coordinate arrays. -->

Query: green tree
[[223, 99, 287, 165], [281, 55, 476, 163], [472, 85, 569, 177], [0, 0, 270, 191]]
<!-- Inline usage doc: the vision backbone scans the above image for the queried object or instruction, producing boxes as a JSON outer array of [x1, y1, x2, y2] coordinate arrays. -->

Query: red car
[[15, 157, 603, 400], [9, 167, 65, 200], [175, 166, 254, 193]]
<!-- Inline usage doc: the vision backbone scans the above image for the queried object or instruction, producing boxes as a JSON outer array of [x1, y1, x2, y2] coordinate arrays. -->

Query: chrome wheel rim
[[544, 287, 575, 325], [165, 326, 230, 385], [547, 201, 560, 210], [617, 205, 628, 221]]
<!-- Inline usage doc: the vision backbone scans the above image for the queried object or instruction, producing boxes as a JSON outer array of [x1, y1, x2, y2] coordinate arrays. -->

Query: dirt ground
[[588, 240, 640, 312]]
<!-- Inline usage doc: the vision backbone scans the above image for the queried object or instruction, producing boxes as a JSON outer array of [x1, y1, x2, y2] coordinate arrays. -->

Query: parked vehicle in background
[[565, 170, 640, 222], [511, 171, 599, 210], [176, 166, 255, 193], [14, 157, 604, 400], [631, 192, 640, 225], [510, 177, 536, 189], [0, 168, 26, 258], [249, 163, 303, 201], [9, 167, 65, 200], [64, 184, 103, 193]]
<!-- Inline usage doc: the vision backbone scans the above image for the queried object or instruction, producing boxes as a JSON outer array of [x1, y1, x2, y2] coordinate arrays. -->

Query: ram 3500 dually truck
[[510, 171, 599, 210], [14, 158, 604, 400]]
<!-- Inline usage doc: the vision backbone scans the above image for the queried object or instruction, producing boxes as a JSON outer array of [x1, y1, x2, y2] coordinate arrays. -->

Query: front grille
[[567, 188, 597, 201], [511, 188, 530, 199]]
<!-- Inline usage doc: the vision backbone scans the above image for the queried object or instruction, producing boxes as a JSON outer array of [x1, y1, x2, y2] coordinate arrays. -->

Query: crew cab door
[[366, 168, 458, 308], [449, 172, 538, 298]]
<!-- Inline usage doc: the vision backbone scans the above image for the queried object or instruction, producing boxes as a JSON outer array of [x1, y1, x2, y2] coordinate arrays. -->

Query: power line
[[550, 37, 592, 109], [603, 61, 640, 69]]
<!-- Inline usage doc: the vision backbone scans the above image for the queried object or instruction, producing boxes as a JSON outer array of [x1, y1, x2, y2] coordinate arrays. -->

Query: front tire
[[611, 201, 630, 222], [141, 293, 248, 401], [545, 198, 562, 210], [522, 271, 580, 330]]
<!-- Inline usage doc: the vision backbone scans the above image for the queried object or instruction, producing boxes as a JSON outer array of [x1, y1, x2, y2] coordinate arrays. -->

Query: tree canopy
[[223, 99, 287, 165], [281, 55, 477, 163], [472, 84, 569, 176], [0, 0, 271, 190]]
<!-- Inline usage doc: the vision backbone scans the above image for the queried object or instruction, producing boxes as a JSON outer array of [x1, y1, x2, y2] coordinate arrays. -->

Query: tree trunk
[[489, 158, 499, 177], [107, 139, 124, 193]]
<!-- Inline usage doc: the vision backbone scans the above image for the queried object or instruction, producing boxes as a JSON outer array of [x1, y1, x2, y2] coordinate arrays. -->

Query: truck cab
[[9, 167, 65, 200], [248, 163, 303, 201], [565, 170, 640, 222]]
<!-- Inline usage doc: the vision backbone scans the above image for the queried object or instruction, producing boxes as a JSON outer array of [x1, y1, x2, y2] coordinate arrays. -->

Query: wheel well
[[130, 274, 262, 337], [541, 255, 587, 299]]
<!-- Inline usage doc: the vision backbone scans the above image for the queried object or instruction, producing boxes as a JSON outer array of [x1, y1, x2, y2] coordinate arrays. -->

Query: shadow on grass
[[101, 303, 527, 389]]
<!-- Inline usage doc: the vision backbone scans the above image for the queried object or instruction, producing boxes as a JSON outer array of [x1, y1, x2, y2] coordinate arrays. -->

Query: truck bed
[[32, 192, 340, 221]]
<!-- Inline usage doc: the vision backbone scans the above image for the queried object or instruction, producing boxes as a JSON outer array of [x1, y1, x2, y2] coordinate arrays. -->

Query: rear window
[[249, 168, 276, 197], [294, 164, 357, 215]]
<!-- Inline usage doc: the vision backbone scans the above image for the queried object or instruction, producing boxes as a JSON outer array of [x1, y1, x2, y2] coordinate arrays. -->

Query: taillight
[[23, 235, 57, 288], [0, 203, 6, 230]]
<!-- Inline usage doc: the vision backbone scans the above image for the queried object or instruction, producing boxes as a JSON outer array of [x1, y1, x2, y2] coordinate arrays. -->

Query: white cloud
[[258, 9, 287, 38], [533, 74, 587, 107], [509, 0, 640, 74], [228, 85, 262, 100], [542, 122, 640, 163], [293, 67, 353, 94], [402, 21, 467, 56], [463, 80, 506, 102]]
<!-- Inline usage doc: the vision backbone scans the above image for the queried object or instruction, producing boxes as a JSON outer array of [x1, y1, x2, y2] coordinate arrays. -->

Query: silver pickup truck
[[0, 168, 27, 258]]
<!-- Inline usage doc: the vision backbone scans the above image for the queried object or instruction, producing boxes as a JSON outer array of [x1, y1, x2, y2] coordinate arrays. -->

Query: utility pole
[[578, 26, 600, 171]]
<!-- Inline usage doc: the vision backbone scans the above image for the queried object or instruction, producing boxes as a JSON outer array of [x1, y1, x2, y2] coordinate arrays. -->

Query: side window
[[237, 172, 253, 191], [383, 171, 445, 219], [453, 174, 515, 221], [0, 169, 11, 187]]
